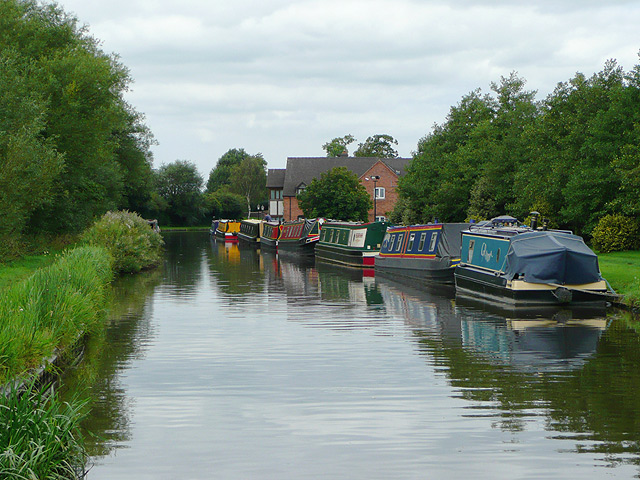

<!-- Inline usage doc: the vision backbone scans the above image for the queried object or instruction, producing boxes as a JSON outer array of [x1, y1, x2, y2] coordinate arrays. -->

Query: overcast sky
[[56, 0, 640, 176]]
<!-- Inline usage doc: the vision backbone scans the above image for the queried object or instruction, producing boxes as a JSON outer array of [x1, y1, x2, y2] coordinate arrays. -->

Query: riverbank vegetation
[[1, 382, 87, 479], [599, 251, 640, 306]]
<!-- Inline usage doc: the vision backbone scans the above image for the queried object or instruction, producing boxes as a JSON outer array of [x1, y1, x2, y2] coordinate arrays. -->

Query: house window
[[270, 189, 283, 200], [375, 187, 385, 199], [296, 183, 306, 195]]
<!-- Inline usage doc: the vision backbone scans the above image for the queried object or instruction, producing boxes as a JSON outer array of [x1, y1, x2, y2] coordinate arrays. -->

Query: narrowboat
[[376, 223, 469, 284], [214, 219, 241, 242], [260, 221, 282, 250], [315, 221, 390, 268], [454, 215, 613, 306], [277, 218, 324, 256], [237, 219, 264, 247]]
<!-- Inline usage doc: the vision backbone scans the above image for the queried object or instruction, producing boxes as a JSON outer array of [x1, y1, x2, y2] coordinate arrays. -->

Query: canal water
[[65, 231, 640, 479]]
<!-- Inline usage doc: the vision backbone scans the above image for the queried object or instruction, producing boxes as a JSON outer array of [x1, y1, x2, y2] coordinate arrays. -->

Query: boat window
[[382, 234, 390, 251], [429, 232, 438, 252], [418, 233, 426, 251], [407, 233, 415, 251], [396, 234, 404, 252], [388, 235, 396, 252], [496, 248, 501, 263], [467, 239, 475, 262]]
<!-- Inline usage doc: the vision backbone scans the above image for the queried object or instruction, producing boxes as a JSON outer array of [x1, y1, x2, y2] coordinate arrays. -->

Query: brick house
[[267, 155, 410, 222]]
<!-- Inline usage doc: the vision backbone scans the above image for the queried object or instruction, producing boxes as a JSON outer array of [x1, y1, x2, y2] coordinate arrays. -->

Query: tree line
[[392, 60, 640, 238], [0, 0, 267, 261]]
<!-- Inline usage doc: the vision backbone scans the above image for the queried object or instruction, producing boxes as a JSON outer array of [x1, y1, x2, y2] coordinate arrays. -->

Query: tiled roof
[[266, 168, 286, 188], [281, 157, 410, 196]]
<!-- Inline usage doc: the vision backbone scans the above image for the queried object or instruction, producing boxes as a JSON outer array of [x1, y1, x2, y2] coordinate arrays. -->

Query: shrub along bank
[[0, 211, 163, 477]]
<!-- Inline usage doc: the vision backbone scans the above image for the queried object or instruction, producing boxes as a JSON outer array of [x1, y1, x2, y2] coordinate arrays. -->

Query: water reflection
[[72, 233, 640, 478]]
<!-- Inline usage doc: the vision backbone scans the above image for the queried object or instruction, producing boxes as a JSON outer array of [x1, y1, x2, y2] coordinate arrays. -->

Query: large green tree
[[0, 0, 155, 241], [155, 160, 204, 226], [228, 155, 267, 216], [297, 167, 372, 221], [354, 134, 399, 158], [322, 135, 356, 157], [206, 148, 250, 193]]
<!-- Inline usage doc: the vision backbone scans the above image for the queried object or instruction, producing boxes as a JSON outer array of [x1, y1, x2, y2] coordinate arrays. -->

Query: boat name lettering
[[480, 242, 494, 263]]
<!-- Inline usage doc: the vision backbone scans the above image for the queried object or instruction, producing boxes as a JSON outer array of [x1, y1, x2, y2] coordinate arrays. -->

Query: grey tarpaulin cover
[[504, 231, 601, 285], [437, 223, 469, 260]]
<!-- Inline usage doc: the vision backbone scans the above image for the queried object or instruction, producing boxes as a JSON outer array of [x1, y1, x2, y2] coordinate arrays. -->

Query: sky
[[56, 0, 640, 177]]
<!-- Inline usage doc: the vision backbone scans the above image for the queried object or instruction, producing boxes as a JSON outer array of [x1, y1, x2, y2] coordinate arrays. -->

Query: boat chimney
[[529, 211, 540, 230], [542, 218, 549, 231]]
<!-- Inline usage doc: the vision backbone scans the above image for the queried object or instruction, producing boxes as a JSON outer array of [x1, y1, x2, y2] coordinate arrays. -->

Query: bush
[[591, 214, 640, 253], [82, 211, 163, 274]]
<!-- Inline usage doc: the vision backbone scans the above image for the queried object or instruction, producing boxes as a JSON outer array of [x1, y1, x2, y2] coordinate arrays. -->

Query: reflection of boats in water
[[377, 274, 608, 372], [315, 261, 382, 306], [456, 299, 608, 372]]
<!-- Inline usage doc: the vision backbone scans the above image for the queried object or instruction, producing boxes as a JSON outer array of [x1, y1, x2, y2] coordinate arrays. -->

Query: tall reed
[[0, 382, 87, 479], [0, 246, 113, 384]]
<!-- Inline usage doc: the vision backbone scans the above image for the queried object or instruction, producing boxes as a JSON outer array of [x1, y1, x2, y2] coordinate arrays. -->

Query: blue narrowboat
[[454, 215, 612, 305], [375, 223, 469, 284]]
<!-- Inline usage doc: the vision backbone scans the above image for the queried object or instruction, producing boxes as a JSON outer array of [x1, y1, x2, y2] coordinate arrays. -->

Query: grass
[[598, 250, 640, 305], [0, 246, 114, 385], [0, 382, 87, 479], [0, 250, 62, 292]]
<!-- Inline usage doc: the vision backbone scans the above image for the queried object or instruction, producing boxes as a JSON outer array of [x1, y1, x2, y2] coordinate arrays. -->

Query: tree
[[155, 160, 204, 226], [228, 155, 268, 216], [322, 135, 356, 157], [0, 0, 155, 236], [297, 167, 372, 221], [0, 53, 64, 258], [204, 191, 245, 220], [206, 148, 250, 193], [354, 134, 399, 158]]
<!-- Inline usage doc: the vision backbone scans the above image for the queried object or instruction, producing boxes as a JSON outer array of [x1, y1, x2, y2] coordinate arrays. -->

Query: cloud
[[60, 0, 640, 172]]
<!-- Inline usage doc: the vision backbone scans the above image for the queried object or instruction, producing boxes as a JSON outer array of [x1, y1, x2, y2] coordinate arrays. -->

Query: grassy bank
[[0, 246, 114, 385], [599, 250, 640, 306]]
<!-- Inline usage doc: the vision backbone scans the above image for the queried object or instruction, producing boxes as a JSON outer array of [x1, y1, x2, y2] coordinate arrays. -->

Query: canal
[[64, 231, 640, 479]]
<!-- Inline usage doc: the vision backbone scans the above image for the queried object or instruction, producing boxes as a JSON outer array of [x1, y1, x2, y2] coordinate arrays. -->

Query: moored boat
[[215, 219, 241, 242], [315, 221, 390, 268], [237, 219, 264, 247], [260, 221, 282, 250], [277, 218, 324, 256], [454, 215, 612, 305], [376, 223, 469, 284]]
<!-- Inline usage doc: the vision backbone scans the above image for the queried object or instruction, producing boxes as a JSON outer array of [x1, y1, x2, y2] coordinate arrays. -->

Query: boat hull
[[315, 243, 379, 268], [454, 265, 609, 306], [375, 256, 457, 284]]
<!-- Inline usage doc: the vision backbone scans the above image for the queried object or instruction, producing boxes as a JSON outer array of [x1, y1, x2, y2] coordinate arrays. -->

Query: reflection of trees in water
[[161, 231, 207, 296], [61, 268, 163, 458], [204, 237, 264, 299], [378, 276, 640, 466]]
